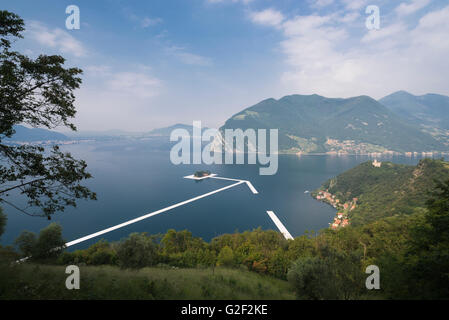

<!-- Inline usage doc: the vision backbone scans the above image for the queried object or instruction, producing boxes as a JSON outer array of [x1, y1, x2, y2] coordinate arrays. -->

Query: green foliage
[[317, 159, 449, 225], [161, 229, 202, 254], [222, 94, 446, 153], [59, 239, 117, 266], [15, 223, 65, 260], [33, 223, 65, 259], [288, 244, 365, 300], [217, 246, 235, 267], [115, 233, 159, 269], [14, 230, 37, 257], [0, 10, 96, 219], [400, 179, 449, 299]]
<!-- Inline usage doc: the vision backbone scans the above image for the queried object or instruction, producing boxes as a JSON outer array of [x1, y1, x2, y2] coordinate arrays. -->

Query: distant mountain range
[[4, 91, 449, 153], [3, 125, 68, 142], [146, 123, 208, 137], [2, 123, 209, 143], [220, 92, 449, 154], [379, 91, 449, 130]]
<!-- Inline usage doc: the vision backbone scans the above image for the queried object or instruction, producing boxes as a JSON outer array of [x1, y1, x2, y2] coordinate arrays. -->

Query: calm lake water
[[0, 139, 436, 250]]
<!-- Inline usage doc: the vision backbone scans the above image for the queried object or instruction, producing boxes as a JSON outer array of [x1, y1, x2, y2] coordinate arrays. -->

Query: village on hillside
[[313, 160, 382, 229], [315, 190, 357, 229]]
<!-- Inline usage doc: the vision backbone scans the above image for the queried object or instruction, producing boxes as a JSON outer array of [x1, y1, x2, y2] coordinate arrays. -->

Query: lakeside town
[[312, 160, 384, 229], [314, 189, 357, 229]]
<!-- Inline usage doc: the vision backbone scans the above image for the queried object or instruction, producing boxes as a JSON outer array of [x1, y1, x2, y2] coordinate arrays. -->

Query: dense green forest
[[316, 158, 449, 225], [1, 159, 449, 299]]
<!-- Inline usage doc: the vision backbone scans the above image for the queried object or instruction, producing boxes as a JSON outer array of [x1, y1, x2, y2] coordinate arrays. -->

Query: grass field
[[0, 263, 295, 300]]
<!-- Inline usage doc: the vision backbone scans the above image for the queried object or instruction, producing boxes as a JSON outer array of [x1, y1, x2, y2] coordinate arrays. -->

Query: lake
[[0, 139, 435, 250]]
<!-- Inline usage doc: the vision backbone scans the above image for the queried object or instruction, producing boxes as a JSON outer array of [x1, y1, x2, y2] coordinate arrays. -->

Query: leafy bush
[[116, 233, 159, 269], [288, 245, 364, 300], [217, 246, 235, 267]]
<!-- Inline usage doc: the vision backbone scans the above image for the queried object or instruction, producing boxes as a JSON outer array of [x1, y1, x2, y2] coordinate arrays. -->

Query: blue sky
[[3, 0, 449, 131]]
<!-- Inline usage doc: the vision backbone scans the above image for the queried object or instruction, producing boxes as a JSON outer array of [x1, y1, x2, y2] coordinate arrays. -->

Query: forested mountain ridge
[[220, 94, 447, 154], [314, 158, 449, 225], [2, 125, 68, 142], [380, 91, 449, 130]]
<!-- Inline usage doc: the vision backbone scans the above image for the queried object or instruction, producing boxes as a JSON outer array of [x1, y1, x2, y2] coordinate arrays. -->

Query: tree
[[15, 223, 65, 260], [287, 256, 325, 300], [217, 246, 235, 267], [404, 179, 449, 299], [115, 233, 159, 269], [0, 11, 96, 219], [161, 229, 195, 254], [0, 207, 6, 238], [14, 230, 37, 256], [287, 244, 364, 300], [199, 248, 217, 272]]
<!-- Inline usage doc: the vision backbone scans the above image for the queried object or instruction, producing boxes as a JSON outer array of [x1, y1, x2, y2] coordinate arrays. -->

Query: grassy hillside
[[220, 94, 445, 153], [0, 263, 294, 300], [315, 158, 449, 225]]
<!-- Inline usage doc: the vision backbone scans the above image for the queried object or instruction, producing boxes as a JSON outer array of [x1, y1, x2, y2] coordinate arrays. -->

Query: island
[[194, 170, 211, 178]]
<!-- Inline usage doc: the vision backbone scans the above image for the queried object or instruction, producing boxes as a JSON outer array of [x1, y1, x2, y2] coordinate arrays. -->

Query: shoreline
[[311, 189, 356, 230]]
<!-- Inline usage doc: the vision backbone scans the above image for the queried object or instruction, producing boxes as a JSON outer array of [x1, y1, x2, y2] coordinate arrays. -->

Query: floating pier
[[266, 210, 294, 240], [65, 175, 256, 248]]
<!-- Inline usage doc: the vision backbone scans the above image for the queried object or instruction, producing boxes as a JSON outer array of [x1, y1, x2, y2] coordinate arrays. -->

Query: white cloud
[[26, 21, 86, 57], [106, 72, 161, 98], [249, 9, 285, 28], [84, 66, 162, 99], [411, 5, 449, 50], [73, 66, 164, 130], [361, 23, 407, 43], [85, 65, 111, 76], [249, 5, 449, 98], [141, 17, 163, 28], [126, 12, 163, 28], [309, 0, 334, 8], [342, 0, 368, 11], [340, 11, 360, 23], [396, 0, 431, 16], [207, 0, 254, 4], [166, 46, 213, 66]]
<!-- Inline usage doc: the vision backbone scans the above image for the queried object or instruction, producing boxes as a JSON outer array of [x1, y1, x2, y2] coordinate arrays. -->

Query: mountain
[[314, 158, 449, 225], [146, 123, 208, 137], [379, 91, 449, 131], [220, 94, 447, 153], [3, 125, 68, 142]]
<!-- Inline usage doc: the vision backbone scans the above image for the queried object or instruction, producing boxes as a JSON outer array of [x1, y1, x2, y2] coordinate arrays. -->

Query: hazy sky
[[4, 0, 449, 131]]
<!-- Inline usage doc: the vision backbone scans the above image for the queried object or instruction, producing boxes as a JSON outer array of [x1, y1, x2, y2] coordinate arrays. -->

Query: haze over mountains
[[379, 91, 449, 146], [380, 91, 449, 130], [146, 123, 208, 137], [6, 91, 449, 154], [3, 125, 68, 142]]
